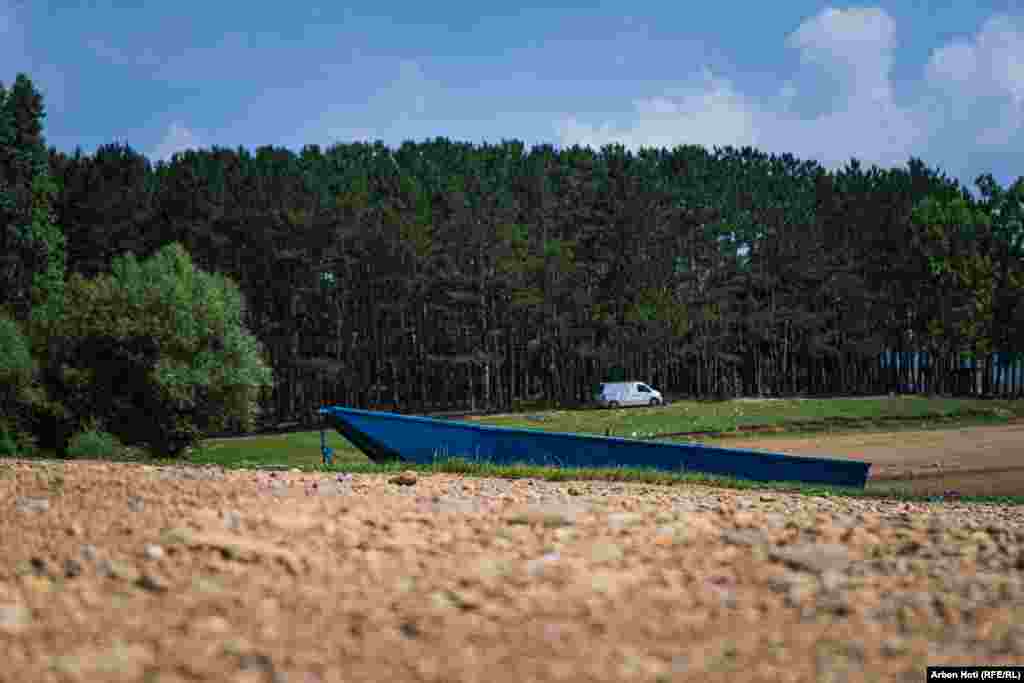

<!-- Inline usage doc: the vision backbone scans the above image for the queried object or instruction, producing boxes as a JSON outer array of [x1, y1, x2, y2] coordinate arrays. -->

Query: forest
[[2, 73, 1023, 454]]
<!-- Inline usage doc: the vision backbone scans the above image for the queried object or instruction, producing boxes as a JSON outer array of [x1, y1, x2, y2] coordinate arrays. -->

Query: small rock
[[29, 557, 49, 577], [769, 543, 852, 575], [20, 575, 51, 594], [239, 653, 276, 676], [389, 471, 418, 486], [608, 512, 644, 531], [143, 544, 164, 561], [722, 530, 768, 547], [64, 559, 83, 578], [97, 559, 139, 582], [671, 655, 690, 674], [882, 637, 910, 656], [317, 482, 349, 497], [15, 497, 49, 513], [819, 570, 845, 593], [590, 542, 624, 564], [136, 573, 168, 593], [476, 558, 513, 582], [527, 552, 561, 578], [223, 510, 243, 531], [80, 545, 98, 562], [127, 496, 145, 512], [195, 615, 232, 634], [0, 604, 31, 631], [431, 589, 478, 611]]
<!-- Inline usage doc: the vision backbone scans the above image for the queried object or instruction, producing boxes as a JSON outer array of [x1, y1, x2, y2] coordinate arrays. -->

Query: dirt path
[[716, 423, 1024, 497], [2, 425, 1024, 682]]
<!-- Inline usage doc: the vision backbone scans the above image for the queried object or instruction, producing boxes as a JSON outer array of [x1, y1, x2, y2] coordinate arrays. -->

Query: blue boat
[[318, 406, 871, 488], [319, 406, 871, 488]]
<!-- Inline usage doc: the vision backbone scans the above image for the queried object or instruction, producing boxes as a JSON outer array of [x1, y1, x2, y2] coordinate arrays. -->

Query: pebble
[[882, 637, 910, 656], [195, 615, 231, 634], [64, 559, 83, 578], [607, 512, 644, 530], [224, 510, 243, 531], [15, 497, 49, 513], [239, 653, 276, 674], [136, 573, 168, 593], [769, 543, 853, 575], [143, 544, 164, 561], [506, 505, 579, 528], [527, 552, 561, 578], [389, 471, 418, 486], [0, 604, 30, 631], [127, 496, 145, 512], [722, 529, 768, 547], [97, 559, 139, 582], [80, 545, 98, 562], [29, 558, 49, 577], [590, 542, 624, 564]]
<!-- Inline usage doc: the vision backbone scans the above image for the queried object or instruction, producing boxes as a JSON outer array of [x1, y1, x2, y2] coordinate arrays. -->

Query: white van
[[595, 381, 664, 408]]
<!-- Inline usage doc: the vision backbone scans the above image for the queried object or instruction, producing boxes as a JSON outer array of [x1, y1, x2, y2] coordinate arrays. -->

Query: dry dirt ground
[[719, 422, 1024, 498], [2, 425, 1024, 683]]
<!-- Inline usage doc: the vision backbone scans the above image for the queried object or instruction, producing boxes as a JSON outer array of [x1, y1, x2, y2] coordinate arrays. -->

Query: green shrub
[[66, 419, 122, 459], [0, 427, 17, 457], [48, 243, 274, 458], [0, 418, 39, 457]]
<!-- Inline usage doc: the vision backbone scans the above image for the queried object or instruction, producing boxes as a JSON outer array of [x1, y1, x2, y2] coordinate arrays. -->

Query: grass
[[471, 395, 1024, 438], [7, 396, 1024, 505]]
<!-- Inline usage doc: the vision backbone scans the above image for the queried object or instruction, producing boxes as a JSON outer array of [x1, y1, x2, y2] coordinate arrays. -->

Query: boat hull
[[319, 406, 871, 489]]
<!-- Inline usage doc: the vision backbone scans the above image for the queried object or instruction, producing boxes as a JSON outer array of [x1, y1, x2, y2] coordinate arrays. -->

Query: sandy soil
[[2, 424, 1024, 682]]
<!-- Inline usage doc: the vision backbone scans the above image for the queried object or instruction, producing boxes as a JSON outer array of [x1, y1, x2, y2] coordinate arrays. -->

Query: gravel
[[0, 457, 1022, 682]]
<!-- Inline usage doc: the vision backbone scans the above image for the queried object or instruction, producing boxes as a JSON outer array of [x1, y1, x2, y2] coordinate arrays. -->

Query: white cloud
[[786, 6, 896, 103], [927, 16, 1024, 103], [557, 68, 760, 152], [927, 41, 977, 84], [556, 7, 1024, 179], [925, 15, 1024, 148], [152, 122, 201, 161]]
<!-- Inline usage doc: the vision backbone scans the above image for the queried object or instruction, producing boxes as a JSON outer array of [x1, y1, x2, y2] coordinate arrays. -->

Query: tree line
[[2, 73, 1023, 454]]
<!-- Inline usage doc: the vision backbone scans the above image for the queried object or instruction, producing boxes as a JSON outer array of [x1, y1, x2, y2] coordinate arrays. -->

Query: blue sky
[[3, 1, 1022, 192]]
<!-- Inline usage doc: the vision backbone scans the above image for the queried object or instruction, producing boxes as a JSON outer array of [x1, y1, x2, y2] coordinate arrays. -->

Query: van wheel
[[608, 401, 620, 408], [649, 398, 661, 406]]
